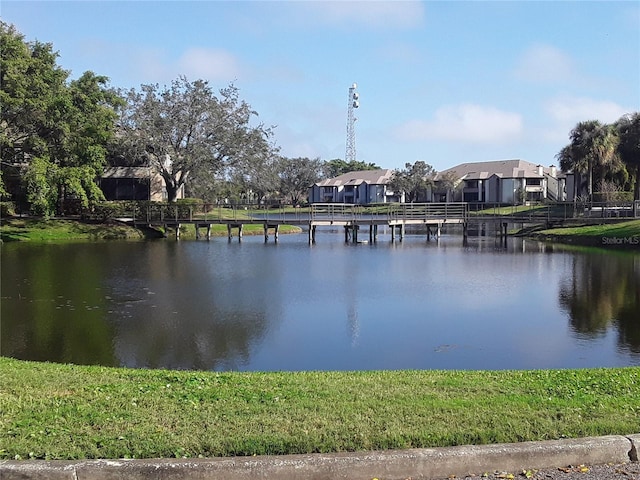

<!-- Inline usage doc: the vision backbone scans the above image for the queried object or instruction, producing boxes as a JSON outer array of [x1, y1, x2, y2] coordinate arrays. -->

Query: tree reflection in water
[[3, 239, 640, 370], [559, 252, 640, 356]]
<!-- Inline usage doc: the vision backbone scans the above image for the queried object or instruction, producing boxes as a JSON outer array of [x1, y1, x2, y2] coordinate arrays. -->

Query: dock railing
[[310, 203, 362, 223], [309, 203, 469, 223], [385, 202, 468, 221], [467, 201, 639, 223], [120, 200, 637, 226]]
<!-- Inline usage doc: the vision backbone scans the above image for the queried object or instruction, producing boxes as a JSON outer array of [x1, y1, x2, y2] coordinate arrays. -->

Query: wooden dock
[[128, 201, 639, 243], [129, 203, 469, 242]]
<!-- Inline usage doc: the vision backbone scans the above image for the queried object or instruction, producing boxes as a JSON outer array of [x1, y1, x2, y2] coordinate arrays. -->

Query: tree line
[[0, 23, 381, 215], [2, 22, 639, 217], [556, 116, 640, 202]]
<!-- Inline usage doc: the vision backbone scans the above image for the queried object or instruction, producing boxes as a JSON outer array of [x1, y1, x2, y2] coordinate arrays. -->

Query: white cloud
[[395, 104, 523, 144], [545, 96, 629, 124], [77, 43, 244, 88], [177, 48, 243, 82], [542, 96, 630, 141], [513, 43, 575, 84]]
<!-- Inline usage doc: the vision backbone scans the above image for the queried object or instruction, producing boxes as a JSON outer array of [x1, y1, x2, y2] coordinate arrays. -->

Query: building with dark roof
[[433, 159, 566, 203], [309, 169, 401, 204]]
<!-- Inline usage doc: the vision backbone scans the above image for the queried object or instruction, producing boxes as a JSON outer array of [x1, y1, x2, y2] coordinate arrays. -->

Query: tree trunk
[[635, 165, 640, 201], [165, 181, 179, 203], [587, 159, 593, 201]]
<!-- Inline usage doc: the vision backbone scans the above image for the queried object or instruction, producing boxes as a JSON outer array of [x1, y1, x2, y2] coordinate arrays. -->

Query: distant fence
[[467, 201, 640, 222], [80, 200, 640, 224], [308, 203, 469, 223]]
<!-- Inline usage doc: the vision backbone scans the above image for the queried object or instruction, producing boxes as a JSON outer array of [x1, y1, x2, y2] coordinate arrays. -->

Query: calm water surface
[[2, 231, 639, 371]]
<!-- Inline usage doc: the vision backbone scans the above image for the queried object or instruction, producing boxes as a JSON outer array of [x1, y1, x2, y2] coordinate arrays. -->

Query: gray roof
[[102, 166, 153, 179], [315, 169, 394, 187], [436, 159, 552, 181]]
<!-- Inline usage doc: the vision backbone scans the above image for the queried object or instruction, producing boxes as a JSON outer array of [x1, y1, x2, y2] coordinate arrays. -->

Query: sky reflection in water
[[2, 231, 639, 371]]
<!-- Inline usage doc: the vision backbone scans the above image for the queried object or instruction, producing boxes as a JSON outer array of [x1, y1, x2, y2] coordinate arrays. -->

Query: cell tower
[[345, 83, 359, 163]]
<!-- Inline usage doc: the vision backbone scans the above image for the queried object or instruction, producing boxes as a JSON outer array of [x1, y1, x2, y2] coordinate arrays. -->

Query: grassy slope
[[0, 218, 151, 242], [1, 358, 639, 460], [528, 220, 640, 248], [536, 219, 640, 237], [0, 217, 301, 242]]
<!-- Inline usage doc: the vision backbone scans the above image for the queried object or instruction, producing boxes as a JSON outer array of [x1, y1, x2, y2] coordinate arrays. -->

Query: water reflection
[[1, 243, 117, 366], [103, 241, 279, 370], [558, 251, 640, 355], [2, 234, 639, 371]]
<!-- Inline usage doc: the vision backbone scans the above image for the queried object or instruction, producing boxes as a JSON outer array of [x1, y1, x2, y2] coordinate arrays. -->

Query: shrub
[[0, 201, 16, 218], [175, 198, 204, 218]]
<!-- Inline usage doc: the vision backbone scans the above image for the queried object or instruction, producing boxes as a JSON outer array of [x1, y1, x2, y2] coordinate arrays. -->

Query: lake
[[2, 230, 639, 371]]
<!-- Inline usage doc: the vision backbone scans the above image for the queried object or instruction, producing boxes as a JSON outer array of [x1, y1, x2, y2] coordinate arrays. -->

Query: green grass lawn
[[470, 204, 547, 216], [176, 223, 302, 239], [1, 358, 639, 460], [0, 217, 302, 242], [0, 218, 149, 242], [528, 220, 640, 249], [537, 219, 640, 238]]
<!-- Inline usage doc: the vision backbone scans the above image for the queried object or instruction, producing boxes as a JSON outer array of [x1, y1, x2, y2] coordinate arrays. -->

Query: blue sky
[[3, 1, 639, 172]]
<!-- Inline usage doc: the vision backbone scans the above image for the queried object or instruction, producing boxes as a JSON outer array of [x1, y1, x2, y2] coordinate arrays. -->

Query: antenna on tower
[[345, 83, 359, 163]]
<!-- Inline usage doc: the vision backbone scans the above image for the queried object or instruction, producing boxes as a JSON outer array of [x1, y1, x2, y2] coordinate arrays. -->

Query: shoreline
[[1, 216, 639, 251], [520, 219, 640, 251]]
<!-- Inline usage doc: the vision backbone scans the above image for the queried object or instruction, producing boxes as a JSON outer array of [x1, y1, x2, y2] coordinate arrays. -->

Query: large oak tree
[[119, 77, 275, 202]]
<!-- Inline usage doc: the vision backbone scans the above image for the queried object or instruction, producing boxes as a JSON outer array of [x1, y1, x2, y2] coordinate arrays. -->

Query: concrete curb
[[1, 434, 637, 480]]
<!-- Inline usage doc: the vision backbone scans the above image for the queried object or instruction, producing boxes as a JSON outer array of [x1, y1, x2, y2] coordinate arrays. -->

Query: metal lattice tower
[[345, 83, 359, 163]]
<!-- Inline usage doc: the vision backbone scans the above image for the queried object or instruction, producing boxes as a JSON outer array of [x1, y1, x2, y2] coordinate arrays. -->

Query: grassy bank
[[0, 217, 152, 242], [0, 217, 302, 242], [527, 219, 640, 249], [1, 358, 639, 460], [172, 222, 302, 240]]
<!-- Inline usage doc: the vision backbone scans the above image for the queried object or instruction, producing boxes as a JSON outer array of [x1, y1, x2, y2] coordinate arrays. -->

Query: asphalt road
[[433, 461, 640, 480]]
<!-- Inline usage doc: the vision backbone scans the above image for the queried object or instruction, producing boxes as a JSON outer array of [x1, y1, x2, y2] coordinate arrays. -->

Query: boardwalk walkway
[[128, 201, 639, 242]]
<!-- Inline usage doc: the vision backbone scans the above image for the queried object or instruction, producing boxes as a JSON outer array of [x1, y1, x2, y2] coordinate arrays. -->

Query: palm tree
[[616, 112, 640, 200], [556, 144, 582, 199], [558, 120, 620, 201]]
